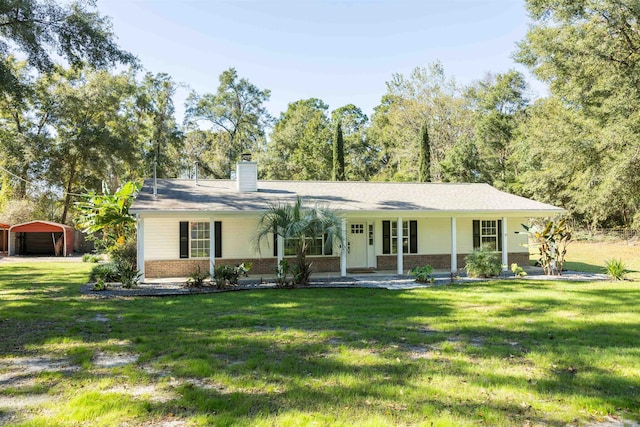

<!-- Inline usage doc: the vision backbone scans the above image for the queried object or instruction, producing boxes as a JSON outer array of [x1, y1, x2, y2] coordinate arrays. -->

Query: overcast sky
[[98, 0, 545, 122]]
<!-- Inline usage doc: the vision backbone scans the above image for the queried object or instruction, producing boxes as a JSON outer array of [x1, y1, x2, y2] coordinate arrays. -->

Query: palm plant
[[255, 197, 343, 286]]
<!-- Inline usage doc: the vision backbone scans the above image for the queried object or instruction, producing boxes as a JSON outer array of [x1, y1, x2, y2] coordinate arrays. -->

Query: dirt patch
[[93, 351, 139, 368], [0, 356, 79, 387]]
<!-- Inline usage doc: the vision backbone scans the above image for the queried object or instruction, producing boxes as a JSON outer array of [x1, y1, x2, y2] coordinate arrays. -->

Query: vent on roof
[[236, 155, 257, 192]]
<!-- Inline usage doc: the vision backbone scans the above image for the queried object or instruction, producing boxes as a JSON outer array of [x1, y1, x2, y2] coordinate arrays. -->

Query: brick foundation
[[145, 253, 530, 278], [377, 252, 530, 271], [145, 256, 341, 278]]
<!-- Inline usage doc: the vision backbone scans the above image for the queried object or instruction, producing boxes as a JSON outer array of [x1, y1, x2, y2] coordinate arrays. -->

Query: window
[[368, 224, 374, 246], [280, 234, 333, 256], [179, 221, 222, 259], [351, 223, 364, 234], [382, 220, 417, 254], [190, 222, 209, 258], [472, 220, 502, 251]]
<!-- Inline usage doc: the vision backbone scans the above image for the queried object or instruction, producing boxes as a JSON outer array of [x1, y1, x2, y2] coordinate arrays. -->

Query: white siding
[[144, 215, 272, 261], [143, 214, 532, 262], [421, 218, 451, 254], [223, 217, 271, 258], [144, 217, 180, 260]]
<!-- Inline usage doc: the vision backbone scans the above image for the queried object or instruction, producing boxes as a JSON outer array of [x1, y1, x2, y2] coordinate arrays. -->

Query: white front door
[[347, 223, 367, 268]]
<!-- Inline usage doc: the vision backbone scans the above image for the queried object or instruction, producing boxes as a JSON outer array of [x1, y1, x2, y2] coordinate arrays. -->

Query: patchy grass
[[0, 262, 639, 426], [565, 240, 640, 280]]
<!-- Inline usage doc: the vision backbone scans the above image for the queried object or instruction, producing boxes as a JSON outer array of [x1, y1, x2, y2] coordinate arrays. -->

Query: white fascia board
[[132, 208, 566, 219]]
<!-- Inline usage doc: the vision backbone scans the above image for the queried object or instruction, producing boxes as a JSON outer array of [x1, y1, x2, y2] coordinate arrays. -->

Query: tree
[[0, 0, 135, 99], [43, 66, 137, 223], [0, 56, 52, 204], [369, 62, 473, 181], [516, 0, 640, 118], [185, 68, 271, 177], [260, 98, 332, 180], [516, 0, 640, 228], [133, 72, 183, 178], [75, 181, 141, 250], [332, 122, 345, 181], [465, 71, 528, 189], [418, 122, 431, 182], [331, 104, 376, 180], [255, 197, 343, 286]]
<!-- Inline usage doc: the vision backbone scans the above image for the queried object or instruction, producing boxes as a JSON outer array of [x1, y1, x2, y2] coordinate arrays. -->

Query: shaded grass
[[0, 262, 639, 426]]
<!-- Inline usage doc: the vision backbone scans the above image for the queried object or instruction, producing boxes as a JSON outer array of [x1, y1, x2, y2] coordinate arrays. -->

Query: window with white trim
[[190, 222, 210, 258], [472, 219, 502, 251], [382, 220, 418, 254]]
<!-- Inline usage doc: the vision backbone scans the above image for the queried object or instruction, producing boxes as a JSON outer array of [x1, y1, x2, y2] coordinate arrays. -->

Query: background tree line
[[1, 0, 638, 230]]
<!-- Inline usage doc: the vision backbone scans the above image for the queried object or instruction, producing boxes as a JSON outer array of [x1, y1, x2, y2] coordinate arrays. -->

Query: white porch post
[[502, 216, 508, 271], [340, 218, 347, 277], [136, 215, 145, 282], [397, 217, 403, 275], [209, 217, 216, 278], [8, 230, 13, 256], [277, 230, 284, 266], [451, 217, 457, 274]]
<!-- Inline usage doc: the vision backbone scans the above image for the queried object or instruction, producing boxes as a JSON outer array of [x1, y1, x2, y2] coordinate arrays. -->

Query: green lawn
[[564, 240, 640, 280], [0, 259, 639, 426]]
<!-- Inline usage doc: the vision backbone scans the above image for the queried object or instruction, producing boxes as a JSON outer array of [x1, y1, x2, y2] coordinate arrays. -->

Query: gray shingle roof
[[131, 179, 563, 215]]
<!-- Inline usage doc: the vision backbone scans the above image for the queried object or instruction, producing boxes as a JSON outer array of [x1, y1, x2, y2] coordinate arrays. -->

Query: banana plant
[[522, 218, 572, 275]]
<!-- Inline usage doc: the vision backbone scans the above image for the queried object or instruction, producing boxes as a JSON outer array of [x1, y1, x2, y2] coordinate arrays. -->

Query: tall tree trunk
[[60, 157, 77, 224]]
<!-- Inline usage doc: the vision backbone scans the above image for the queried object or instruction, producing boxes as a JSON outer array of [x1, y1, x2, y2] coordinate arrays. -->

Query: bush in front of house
[[186, 265, 210, 288], [409, 265, 434, 283], [213, 263, 252, 289], [465, 248, 502, 278], [91, 262, 120, 282]]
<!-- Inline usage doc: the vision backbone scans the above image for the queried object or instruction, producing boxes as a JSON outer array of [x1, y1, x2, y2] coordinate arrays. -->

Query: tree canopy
[[0, 0, 135, 98], [1, 0, 639, 230]]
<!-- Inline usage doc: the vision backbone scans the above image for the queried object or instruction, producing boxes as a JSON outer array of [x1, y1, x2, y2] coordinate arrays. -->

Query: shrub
[[465, 248, 502, 278], [186, 265, 210, 288], [275, 259, 295, 288], [213, 263, 252, 289], [108, 239, 140, 288], [90, 262, 120, 282], [409, 265, 434, 283], [605, 258, 627, 280], [109, 240, 137, 266], [116, 258, 141, 288], [82, 253, 101, 263], [511, 263, 527, 277], [93, 278, 108, 291]]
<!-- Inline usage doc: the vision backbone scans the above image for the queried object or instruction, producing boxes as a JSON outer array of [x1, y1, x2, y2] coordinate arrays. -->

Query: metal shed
[[0, 223, 9, 255], [8, 221, 75, 257]]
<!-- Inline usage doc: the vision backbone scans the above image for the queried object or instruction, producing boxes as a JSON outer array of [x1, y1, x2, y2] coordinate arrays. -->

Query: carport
[[8, 221, 75, 257], [0, 223, 8, 255]]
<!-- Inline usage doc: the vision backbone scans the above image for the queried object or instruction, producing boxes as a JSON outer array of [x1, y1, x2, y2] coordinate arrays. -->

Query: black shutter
[[409, 220, 418, 253], [179, 221, 189, 258], [497, 220, 502, 252], [382, 221, 391, 254], [215, 221, 222, 258], [273, 233, 278, 257], [472, 220, 480, 250]]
